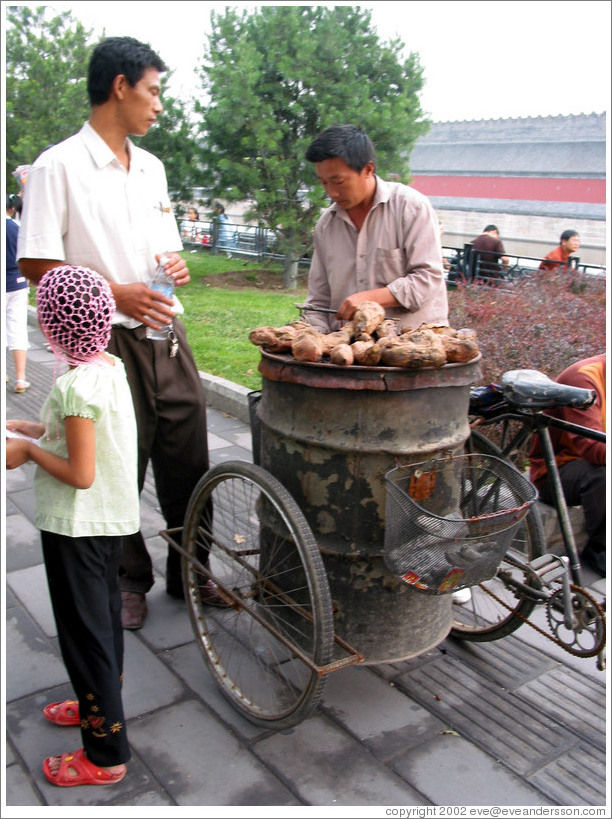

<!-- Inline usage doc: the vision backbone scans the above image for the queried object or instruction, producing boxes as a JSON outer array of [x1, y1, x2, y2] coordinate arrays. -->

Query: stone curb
[[199, 370, 251, 423]]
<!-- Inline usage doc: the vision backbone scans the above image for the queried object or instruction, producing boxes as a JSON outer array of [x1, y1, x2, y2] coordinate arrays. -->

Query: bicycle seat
[[500, 369, 596, 410]]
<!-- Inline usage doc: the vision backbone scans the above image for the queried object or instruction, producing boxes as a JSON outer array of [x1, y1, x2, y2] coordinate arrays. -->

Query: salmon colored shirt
[[538, 245, 573, 272], [305, 176, 448, 332], [529, 354, 606, 486]]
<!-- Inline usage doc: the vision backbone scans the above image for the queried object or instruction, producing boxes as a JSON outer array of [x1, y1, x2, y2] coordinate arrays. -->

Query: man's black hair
[[484, 224, 498, 233], [87, 36, 168, 106], [560, 229, 579, 243], [305, 125, 376, 173]]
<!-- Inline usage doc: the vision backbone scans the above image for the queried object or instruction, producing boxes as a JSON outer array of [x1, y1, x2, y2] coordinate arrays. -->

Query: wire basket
[[384, 453, 538, 594]]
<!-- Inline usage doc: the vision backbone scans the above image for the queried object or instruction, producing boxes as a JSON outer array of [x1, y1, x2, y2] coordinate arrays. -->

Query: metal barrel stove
[[254, 350, 482, 664]]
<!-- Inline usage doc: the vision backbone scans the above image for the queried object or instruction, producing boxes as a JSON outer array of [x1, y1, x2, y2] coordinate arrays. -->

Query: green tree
[[197, 5, 430, 287], [5, 5, 92, 185], [5, 4, 199, 203]]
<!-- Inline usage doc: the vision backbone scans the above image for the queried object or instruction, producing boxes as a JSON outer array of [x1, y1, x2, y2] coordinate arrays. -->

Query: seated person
[[538, 230, 580, 273], [529, 353, 606, 577], [181, 207, 201, 241]]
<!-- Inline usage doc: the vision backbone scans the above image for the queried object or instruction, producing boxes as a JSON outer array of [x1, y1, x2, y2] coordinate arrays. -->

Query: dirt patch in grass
[[200, 269, 293, 290]]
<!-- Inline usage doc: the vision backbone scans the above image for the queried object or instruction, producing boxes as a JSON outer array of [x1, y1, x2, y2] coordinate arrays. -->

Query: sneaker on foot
[[452, 587, 472, 605], [14, 380, 31, 393]]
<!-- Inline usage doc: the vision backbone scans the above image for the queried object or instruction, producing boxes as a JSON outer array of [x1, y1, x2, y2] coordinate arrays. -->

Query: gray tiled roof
[[411, 113, 606, 177]]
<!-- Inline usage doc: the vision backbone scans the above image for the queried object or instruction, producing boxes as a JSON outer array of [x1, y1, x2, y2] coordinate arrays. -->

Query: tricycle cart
[[160, 351, 533, 729]]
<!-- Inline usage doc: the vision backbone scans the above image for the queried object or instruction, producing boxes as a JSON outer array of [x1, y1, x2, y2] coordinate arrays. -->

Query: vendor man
[[303, 124, 448, 332]]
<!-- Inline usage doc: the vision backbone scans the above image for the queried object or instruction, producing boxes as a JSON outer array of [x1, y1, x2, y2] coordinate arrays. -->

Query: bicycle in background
[[450, 368, 606, 670]]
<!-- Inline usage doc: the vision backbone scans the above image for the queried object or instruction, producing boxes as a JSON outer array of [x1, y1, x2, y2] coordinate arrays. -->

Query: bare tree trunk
[[283, 256, 299, 290]]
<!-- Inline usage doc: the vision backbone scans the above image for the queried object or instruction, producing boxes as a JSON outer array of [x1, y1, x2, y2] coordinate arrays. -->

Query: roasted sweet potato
[[291, 329, 325, 362], [322, 328, 353, 354], [375, 320, 399, 339], [249, 322, 307, 353], [249, 326, 287, 352], [329, 343, 354, 366], [353, 301, 385, 335], [420, 323, 456, 336], [441, 335, 480, 363], [351, 340, 382, 365], [455, 328, 478, 341], [380, 329, 446, 369]]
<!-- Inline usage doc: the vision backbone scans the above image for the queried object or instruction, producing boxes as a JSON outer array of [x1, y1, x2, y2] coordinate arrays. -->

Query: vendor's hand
[[336, 287, 400, 322], [336, 294, 365, 322], [6, 438, 33, 469]]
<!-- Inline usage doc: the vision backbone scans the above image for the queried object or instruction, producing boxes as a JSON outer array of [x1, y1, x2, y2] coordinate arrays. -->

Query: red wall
[[411, 176, 606, 204]]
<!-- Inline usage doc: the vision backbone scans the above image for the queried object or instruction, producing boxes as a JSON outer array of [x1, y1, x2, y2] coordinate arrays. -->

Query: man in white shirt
[[17, 36, 222, 629], [303, 124, 448, 332]]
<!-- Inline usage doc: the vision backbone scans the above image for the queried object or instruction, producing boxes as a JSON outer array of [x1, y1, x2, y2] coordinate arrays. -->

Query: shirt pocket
[[375, 247, 404, 284]]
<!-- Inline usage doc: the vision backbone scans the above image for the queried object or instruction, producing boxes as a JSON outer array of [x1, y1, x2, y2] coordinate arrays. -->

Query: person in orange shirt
[[538, 229, 580, 273], [529, 353, 606, 576]]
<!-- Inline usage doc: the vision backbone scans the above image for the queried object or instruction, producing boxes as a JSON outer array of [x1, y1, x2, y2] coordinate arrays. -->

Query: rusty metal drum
[[255, 351, 482, 664]]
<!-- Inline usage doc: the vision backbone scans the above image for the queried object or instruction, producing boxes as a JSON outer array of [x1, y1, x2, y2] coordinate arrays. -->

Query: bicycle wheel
[[450, 430, 546, 642], [181, 460, 334, 729]]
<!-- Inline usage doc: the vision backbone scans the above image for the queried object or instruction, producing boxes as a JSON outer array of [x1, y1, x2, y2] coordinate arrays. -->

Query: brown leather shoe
[[199, 579, 231, 607], [121, 591, 147, 630]]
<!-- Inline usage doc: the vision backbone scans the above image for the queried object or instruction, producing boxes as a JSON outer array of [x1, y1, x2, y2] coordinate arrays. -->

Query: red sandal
[[42, 748, 126, 787], [42, 700, 81, 727]]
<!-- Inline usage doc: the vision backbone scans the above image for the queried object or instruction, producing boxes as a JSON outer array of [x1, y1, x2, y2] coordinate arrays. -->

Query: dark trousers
[[538, 459, 606, 559], [107, 320, 210, 593], [41, 530, 131, 767]]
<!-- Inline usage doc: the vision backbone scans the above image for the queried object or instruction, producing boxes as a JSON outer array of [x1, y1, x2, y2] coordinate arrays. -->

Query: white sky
[[14, 0, 611, 123]]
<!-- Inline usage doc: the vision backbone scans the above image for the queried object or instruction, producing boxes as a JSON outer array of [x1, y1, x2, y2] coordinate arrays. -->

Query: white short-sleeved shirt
[[34, 356, 140, 538], [17, 121, 183, 328], [306, 176, 448, 332]]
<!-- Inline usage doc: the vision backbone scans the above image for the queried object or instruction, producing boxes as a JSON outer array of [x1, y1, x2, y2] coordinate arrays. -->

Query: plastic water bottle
[[146, 255, 174, 341]]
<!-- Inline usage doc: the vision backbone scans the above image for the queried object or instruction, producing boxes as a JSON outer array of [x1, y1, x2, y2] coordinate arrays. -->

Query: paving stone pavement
[[3, 319, 608, 814]]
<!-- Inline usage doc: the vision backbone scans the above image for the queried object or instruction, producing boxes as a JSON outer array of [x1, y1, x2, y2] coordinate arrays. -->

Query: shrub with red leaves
[[447, 270, 607, 386]]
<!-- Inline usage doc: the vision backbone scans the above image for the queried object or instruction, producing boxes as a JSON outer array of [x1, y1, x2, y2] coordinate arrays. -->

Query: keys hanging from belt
[[169, 328, 179, 358]]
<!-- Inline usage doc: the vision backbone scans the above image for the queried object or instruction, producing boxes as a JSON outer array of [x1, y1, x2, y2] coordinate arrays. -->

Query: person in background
[[213, 202, 236, 252], [5, 194, 30, 393], [16, 36, 223, 632], [181, 206, 200, 240], [11, 190, 23, 224], [529, 353, 606, 577], [470, 224, 510, 280], [303, 124, 448, 332], [538, 229, 580, 273], [6, 265, 138, 788]]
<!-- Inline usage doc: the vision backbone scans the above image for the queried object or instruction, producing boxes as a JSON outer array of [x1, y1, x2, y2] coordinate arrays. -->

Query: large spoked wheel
[[181, 460, 334, 729], [450, 430, 547, 642]]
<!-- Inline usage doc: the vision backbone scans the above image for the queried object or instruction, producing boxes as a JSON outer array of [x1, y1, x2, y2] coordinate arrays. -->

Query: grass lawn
[[179, 249, 308, 390]]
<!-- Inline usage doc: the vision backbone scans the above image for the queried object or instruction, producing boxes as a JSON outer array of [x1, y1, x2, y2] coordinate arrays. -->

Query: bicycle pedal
[[529, 554, 568, 585]]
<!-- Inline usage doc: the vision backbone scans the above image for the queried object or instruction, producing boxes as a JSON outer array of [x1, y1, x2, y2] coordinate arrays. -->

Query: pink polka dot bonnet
[[36, 265, 116, 366]]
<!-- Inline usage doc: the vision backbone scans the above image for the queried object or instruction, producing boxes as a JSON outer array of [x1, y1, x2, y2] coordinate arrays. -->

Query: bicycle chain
[[480, 581, 606, 658]]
